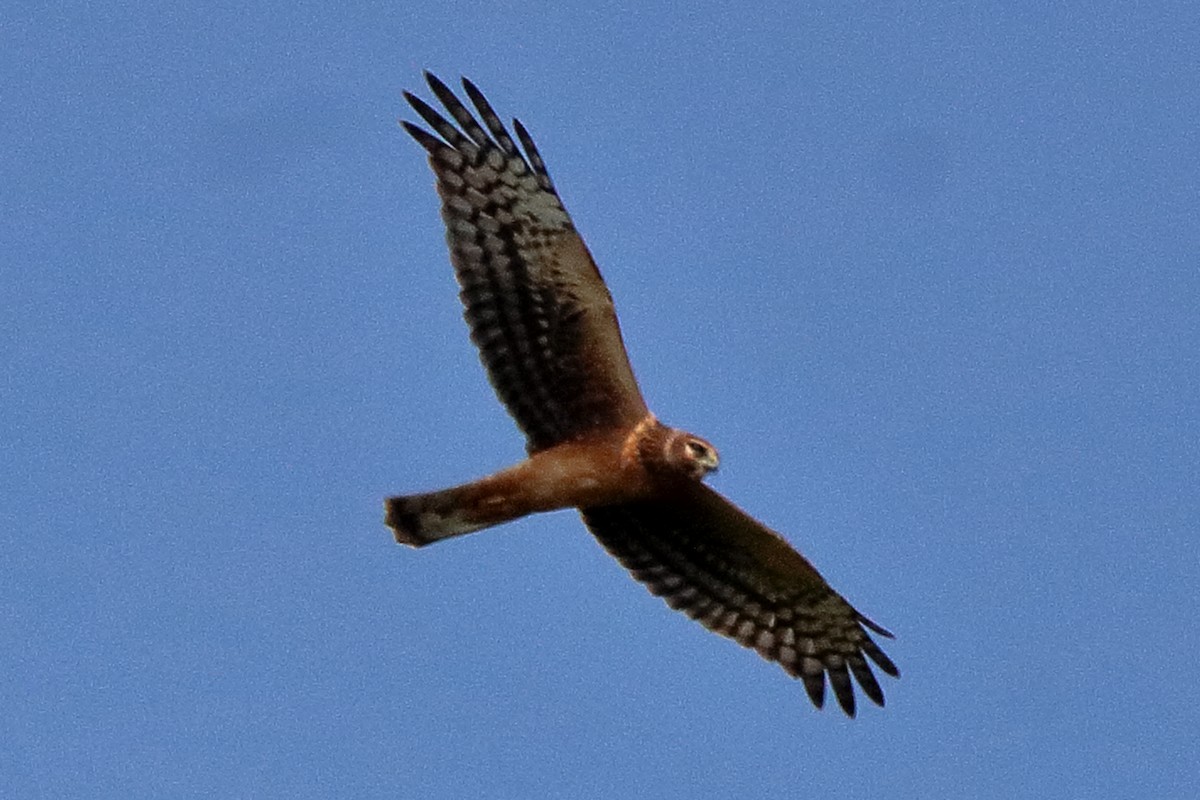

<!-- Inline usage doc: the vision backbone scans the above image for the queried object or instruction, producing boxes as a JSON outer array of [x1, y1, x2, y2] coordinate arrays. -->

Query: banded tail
[[384, 487, 494, 547], [384, 440, 640, 548]]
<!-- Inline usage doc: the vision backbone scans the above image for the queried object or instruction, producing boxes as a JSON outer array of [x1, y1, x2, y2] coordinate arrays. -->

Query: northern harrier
[[387, 73, 899, 716]]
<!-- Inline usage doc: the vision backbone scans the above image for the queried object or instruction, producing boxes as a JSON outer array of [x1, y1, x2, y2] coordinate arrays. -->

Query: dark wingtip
[[861, 636, 901, 678], [859, 613, 895, 639], [461, 75, 484, 99], [849, 657, 886, 707], [424, 71, 458, 106], [399, 120, 442, 152], [801, 671, 826, 710], [828, 663, 857, 717], [423, 70, 445, 90]]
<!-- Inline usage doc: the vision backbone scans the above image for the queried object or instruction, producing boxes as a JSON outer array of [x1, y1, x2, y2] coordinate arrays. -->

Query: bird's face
[[673, 433, 720, 480]]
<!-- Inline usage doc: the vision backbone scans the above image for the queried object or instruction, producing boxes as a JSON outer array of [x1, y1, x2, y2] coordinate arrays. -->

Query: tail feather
[[385, 457, 557, 546], [384, 488, 489, 547]]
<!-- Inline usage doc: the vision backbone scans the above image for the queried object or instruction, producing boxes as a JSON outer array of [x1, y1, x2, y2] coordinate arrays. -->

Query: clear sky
[[4, 2, 1198, 798]]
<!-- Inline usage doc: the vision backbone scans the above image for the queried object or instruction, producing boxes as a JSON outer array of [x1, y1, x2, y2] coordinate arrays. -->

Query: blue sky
[[4, 2, 1199, 797]]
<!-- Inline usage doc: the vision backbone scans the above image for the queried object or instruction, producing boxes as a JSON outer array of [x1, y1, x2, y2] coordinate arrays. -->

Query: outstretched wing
[[402, 74, 648, 452], [582, 483, 899, 716]]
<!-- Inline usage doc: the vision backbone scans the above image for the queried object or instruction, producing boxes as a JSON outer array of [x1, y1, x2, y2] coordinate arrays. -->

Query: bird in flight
[[388, 73, 899, 716]]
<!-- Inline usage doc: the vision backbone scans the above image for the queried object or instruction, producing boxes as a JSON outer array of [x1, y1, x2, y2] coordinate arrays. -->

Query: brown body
[[388, 73, 899, 716], [387, 417, 716, 544]]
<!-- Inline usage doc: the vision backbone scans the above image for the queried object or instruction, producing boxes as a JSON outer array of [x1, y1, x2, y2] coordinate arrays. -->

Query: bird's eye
[[686, 441, 707, 458]]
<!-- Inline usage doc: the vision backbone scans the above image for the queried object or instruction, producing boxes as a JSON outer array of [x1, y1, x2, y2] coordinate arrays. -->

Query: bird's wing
[[403, 74, 649, 452], [582, 482, 898, 716]]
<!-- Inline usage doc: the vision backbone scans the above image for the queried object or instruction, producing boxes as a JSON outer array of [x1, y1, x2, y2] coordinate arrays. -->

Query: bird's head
[[628, 417, 720, 483], [666, 430, 720, 481]]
